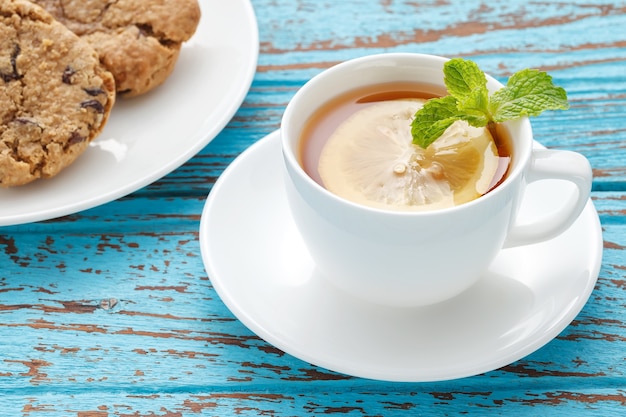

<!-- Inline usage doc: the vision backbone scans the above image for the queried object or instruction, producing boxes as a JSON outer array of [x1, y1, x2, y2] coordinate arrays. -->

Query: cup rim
[[281, 52, 533, 216]]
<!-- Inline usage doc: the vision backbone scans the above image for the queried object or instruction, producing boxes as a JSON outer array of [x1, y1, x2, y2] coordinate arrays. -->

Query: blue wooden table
[[1, 0, 625, 415]]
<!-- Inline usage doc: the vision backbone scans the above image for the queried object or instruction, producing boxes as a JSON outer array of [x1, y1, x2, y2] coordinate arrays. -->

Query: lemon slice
[[318, 99, 500, 211]]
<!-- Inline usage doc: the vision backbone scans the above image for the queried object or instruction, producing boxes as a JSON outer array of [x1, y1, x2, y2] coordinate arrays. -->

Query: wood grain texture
[[1, 0, 626, 415]]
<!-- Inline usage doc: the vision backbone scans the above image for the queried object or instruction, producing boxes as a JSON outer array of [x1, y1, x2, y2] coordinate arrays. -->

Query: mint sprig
[[411, 58, 569, 149]]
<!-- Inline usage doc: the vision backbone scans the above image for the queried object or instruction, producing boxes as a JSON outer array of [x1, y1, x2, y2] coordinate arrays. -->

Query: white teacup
[[281, 53, 592, 307]]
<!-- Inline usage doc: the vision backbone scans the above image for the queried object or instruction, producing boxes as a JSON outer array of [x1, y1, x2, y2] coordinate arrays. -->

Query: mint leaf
[[456, 88, 490, 127], [411, 96, 464, 149], [411, 58, 569, 148], [489, 68, 569, 122], [444, 58, 489, 104]]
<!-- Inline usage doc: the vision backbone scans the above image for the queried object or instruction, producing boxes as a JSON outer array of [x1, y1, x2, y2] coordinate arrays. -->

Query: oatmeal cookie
[[0, 0, 116, 187], [33, 0, 201, 97]]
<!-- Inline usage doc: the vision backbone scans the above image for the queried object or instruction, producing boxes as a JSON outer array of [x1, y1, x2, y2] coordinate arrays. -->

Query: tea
[[298, 82, 512, 210]]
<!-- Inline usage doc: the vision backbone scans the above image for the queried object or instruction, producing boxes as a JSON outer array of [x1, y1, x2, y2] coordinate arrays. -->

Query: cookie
[[33, 0, 201, 97], [0, 0, 116, 187]]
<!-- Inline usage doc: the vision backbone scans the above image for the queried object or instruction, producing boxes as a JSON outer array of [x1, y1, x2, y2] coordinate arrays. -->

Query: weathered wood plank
[[1, 388, 625, 416], [1, 193, 623, 393]]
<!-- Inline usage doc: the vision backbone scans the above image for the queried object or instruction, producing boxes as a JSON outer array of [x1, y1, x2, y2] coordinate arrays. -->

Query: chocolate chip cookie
[[0, 0, 116, 187], [33, 0, 201, 97]]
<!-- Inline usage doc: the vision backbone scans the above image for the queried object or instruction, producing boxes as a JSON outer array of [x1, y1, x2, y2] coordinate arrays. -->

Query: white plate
[[199, 130, 603, 382], [0, 0, 258, 226]]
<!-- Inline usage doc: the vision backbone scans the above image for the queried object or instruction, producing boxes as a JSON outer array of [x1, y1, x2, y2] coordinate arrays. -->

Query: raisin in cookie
[[0, 0, 115, 187], [33, 0, 201, 97]]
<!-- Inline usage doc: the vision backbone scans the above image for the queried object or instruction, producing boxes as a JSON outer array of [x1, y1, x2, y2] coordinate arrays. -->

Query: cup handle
[[503, 149, 592, 248]]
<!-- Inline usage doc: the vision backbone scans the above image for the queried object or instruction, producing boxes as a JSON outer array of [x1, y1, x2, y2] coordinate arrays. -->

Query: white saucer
[[199, 130, 603, 382]]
